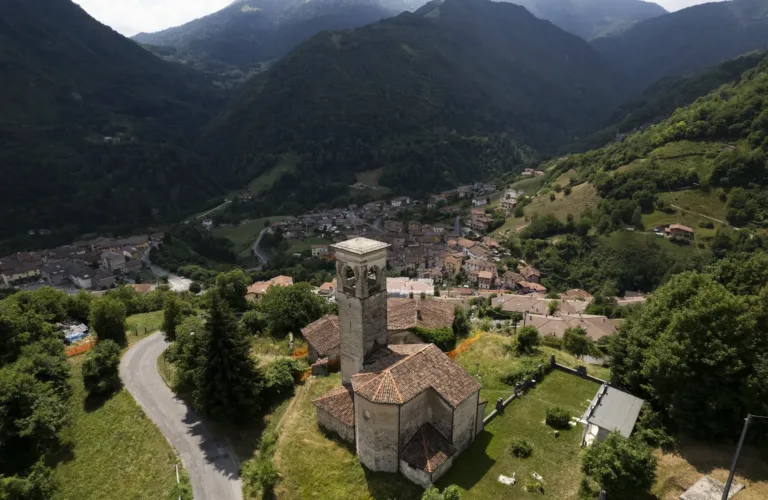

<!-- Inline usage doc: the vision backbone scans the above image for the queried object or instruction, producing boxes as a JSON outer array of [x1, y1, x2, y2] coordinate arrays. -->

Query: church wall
[[398, 455, 455, 488], [452, 390, 480, 452], [316, 408, 355, 444], [355, 395, 399, 473], [338, 290, 388, 383], [399, 390, 453, 450]]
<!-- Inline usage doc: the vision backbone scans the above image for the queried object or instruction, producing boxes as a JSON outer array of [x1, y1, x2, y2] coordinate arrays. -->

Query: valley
[[5, 0, 768, 499]]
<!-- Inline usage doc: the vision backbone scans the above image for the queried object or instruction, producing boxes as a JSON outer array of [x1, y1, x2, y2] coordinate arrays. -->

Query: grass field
[[524, 183, 600, 223], [52, 357, 179, 500], [437, 370, 599, 499], [510, 176, 546, 196], [453, 333, 609, 411], [286, 236, 331, 255], [272, 374, 424, 500], [214, 216, 289, 257], [601, 229, 711, 262], [356, 168, 385, 187], [654, 441, 768, 500], [126, 311, 164, 339], [249, 153, 299, 195]]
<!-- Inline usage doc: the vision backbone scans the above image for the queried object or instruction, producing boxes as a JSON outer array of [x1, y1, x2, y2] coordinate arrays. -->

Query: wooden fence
[[65, 338, 94, 357]]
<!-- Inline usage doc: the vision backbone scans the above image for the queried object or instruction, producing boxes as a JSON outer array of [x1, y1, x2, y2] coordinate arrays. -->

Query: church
[[312, 237, 486, 487]]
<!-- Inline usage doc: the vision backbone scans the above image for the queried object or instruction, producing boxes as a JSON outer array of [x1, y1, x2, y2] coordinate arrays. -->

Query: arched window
[[343, 266, 357, 294], [367, 265, 380, 293]]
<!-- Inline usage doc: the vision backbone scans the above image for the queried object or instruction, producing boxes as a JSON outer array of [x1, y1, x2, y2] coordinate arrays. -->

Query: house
[[524, 313, 617, 341], [665, 224, 694, 240], [447, 288, 473, 298], [302, 315, 341, 366], [519, 265, 541, 283], [477, 271, 494, 290], [463, 259, 496, 275], [500, 189, 519, 213], [101, 251, 126, 272], [202, 219, 214, 230], [581, 385, 644, 447], [471, 197, 488, 208], [312, 245, 330, 258], [517, 281, 547, 294], [442, 255, 463, 276], [503, 271, 524, 289], [387, 298, 456, 343], [93, 269, 116, 290], [313, 238, 485, 487], [466, 244, 491, 261], [469, 213, 492, 233], [419, 268, 443, 284], [0, 258, 41, 287], [318, 278, 337, 297], [124, 259, 143, 274], [407, 221, 422, 234], [384, 220, 404, 234], [69, 266, 94, 290], [456, 238, 475, 252], [245, 275, 294, 301], [390, 196, 411, 208], [560, 289, 593, 302], [456, 185, 473, 198], [387, 278, 435, 298]]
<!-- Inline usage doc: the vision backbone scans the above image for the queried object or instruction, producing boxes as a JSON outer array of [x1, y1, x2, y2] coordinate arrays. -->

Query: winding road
[[120, 333, 242, 500]]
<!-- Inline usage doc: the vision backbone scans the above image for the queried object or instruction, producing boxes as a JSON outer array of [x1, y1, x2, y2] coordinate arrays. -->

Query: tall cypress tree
[[162, 295, 181, 342], [194, 290, 263, 423]]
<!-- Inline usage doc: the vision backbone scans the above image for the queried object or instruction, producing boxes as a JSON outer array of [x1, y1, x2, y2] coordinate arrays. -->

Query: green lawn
[[287, 236, 332, 255], [523, 182, 600, 223], [52, 357, 179, 500], [126, 311, 164, 339], [214, 216, 289, 256], [249, 153, 299, 195], [356, 167, 385, 187], [658, 188, 727, 222], [454, 333, 609, 412], [510, 176, 546, 196], [437, 370, 599, 499]]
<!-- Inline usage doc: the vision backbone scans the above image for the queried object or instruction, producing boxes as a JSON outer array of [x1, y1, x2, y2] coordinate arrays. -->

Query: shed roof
[[313, 385, 355, 427], [582, 384, 644, 438]]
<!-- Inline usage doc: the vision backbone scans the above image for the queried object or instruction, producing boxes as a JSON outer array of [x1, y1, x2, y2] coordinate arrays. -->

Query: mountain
[[578, 50, 768, 151], [0, 0, 225, 250], [200, 0, 623, 216], [133, 0, 424, 84], [592, 0, 768, 93], [508, 0, 666, 40]]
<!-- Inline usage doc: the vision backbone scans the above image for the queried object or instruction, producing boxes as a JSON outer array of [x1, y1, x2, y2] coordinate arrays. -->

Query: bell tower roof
[[332, 237, 389, 256]]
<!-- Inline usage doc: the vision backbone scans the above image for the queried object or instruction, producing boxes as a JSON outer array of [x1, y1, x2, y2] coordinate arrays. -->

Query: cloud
[[73, 0, 233, 36], [655, 0, 716, 12]]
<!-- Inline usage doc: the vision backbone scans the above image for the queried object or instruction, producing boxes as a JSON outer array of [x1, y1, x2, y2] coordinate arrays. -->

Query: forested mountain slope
[[579, 51, 768, 151], [0, 0, 224, 250], [133, 0, 423, 83], [591, 0, 768, 92], [548, 52, 768, 234], [200, 0, 623, 216], [508, 0, 666, 40]]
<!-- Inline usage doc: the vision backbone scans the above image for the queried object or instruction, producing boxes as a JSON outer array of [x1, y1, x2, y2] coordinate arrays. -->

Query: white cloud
[[72, 0, 233, 36], [655, 0, 719, 12]]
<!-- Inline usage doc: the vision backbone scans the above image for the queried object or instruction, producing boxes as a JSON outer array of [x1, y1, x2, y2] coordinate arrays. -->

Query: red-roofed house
[[245, 275, 294, 301]]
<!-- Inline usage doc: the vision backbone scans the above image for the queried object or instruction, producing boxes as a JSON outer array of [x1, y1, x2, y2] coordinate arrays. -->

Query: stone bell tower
[[331, 237, 390, 384]]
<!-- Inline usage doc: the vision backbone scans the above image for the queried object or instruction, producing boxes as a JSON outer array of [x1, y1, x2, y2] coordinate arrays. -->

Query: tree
[[89, 298, 127, 345], [508, 311, 524, 334], [631, 206, 643, 229], [163, 294, 181, 341], [582, 432, 657, 499], [189, 282, 202, 294], [241, 310, 267, 335], [452, 306, 471, 338], [611, 271, 767, 438], [515, 326, 540, 355], [82, 340, 122, 395], [563, 327, 593, 359], [214, 269, 250, 312], [258, 283, 326, 336], [66, 290, 93, 324], [547, 300, 559, 316], [194, 291, 264, 423]]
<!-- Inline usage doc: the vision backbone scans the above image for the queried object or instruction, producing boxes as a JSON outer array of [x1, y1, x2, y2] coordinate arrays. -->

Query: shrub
[[189, 282, 202, 294], [564, 186, 572, 196], [515, 326, 540, 355], [501, 361, 539, 386], [509, 439, 533, 458], [546, 406, 571, 429], [82, 339, 122, 395], [582, 432, 657, 499], [410, 326, 456, 351], [525, 480, 544, 494], [541, 335, 562, 350], [442, 485, 461, 500], [242, 431, 280, 497], [264, 358, 300, 398], [698, 220, 715, 229]]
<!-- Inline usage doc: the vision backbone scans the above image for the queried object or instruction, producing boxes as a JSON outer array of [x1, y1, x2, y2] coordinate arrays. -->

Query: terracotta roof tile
[[313, 385, 355, 427], [400, 423, 456, 473], [301, 315, 340, 356], [387, 299, 456, 331], [352, 344, 480, 408]]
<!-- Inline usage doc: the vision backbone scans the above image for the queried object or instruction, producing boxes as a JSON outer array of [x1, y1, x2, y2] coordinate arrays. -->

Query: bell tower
[[331, 237, 390, 384]]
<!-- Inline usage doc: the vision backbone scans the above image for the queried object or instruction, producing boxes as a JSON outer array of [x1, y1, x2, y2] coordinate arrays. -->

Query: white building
[[386, 278, 435, 298]]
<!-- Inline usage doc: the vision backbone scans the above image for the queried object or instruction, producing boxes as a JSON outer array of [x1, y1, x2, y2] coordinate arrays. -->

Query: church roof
[[312, 385, 355, 427], [301, 315, 340, 356], [387, 299, 456, 331], [351, 344, 481, 408], [400, 423, 456, 473]]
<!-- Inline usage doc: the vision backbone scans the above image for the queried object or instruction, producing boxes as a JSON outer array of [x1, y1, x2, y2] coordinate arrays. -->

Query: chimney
[[417, 306, 423, 322]]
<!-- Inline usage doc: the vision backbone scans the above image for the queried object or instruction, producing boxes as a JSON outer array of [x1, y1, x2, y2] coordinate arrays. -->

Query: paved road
[[251, 227, 271, 265], [121, 333, 242, 500], [196, 200, 232, 220]]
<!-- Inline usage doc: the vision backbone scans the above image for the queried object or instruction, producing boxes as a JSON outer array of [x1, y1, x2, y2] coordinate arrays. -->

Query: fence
[[65, 338, 94, 357]]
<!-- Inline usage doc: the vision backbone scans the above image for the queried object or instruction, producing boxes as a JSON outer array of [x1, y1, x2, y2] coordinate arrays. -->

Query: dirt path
[[670, 204, 729, 226]]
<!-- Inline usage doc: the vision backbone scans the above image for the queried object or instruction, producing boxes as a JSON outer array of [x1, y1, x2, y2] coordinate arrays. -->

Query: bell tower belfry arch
[[331, 238, 390, 384]]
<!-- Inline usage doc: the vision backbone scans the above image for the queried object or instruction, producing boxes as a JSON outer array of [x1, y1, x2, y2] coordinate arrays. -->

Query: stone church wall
[[316, 408, 355, 443], [355, 395, 399, 473], [452, 390, 480, 452]]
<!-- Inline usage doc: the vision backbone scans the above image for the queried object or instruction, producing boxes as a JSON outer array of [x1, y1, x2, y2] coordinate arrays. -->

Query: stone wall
[[399, 455, 456, 488], [475, 400, 487, 436], [452, 390, 479, 452], [355, 395, 399, 473], [339, 290, 388, 384], [398, 389, 452, 450], [316, 407, 355, 443]]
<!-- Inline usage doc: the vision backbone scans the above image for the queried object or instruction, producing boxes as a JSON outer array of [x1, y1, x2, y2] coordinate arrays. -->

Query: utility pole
[[722, 415, 751, 500]]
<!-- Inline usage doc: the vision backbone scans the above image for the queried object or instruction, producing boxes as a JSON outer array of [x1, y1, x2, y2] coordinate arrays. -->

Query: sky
[[73, 0, 717, 37]]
